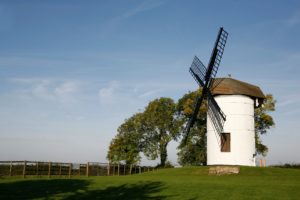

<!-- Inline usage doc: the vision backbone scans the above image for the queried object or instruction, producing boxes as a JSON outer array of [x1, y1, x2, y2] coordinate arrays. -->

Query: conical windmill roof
[[211, 78, 265, 99]]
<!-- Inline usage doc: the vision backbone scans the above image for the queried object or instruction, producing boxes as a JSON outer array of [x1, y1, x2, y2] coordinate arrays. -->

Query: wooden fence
[[0, 161, 156, 178]]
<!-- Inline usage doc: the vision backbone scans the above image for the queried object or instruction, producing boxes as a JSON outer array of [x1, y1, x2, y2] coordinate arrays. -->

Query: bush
[[272, 163, 300, 169]]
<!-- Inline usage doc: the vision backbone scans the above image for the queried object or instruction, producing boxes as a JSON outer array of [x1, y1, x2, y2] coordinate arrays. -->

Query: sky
[[0, 0, 300, 166]]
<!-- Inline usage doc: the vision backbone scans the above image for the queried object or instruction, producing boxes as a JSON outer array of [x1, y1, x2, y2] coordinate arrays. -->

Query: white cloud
[[55, 81, 78, 96], [8, 78, 81, 104], [54, 81, 79, 103], [9, 77, 46, 84], [97, 80, 166, 107], [277, 95, 300, 108], [98, 81, 120, 105], [123, 0, 166, 18], [32, 79, 54, 101], [138, 89, 161, 98], [99, 0, 167, 38]]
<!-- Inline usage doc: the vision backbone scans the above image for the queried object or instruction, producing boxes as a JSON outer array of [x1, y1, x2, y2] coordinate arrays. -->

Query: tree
[[177, 90, 276, 165], [255, 94, 276, 156], [106, 113, 142, 165], [176, 89, 207, 166], [141, 97, 180, 167]]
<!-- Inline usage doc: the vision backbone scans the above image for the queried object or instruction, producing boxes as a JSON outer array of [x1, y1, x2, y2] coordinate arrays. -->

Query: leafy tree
[[107, 136, 125, 164], [107, 113, 142, 165], [177, 90, 275, 165], [141, 97, 180, 167], [107, 90, 275, 166], [255, 94, 276, 156], [176, 89, 207, 166]]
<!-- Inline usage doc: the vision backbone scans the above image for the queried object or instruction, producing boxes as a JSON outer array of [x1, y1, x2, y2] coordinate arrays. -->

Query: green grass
[[1, 167, 300, 199]]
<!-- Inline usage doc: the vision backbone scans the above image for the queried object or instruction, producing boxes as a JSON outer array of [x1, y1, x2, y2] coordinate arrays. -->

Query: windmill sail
[[184, 93, 204, 142], [184, 27, 228, 144], [190, 56, 206, 87], [207, 28, 228, 87], [207, 91, 226, 136]]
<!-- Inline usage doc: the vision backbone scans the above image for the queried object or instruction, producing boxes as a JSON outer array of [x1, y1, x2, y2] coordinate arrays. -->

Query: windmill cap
[[211, 78, 265, 100]]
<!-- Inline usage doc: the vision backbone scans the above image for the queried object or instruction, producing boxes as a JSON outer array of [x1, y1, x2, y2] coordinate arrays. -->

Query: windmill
[[184, 27, 228, 144], [185, 27, 266, 166]]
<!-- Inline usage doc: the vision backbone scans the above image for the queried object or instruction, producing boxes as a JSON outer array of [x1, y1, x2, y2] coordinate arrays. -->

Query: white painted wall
[[207, 95, 256, 166]]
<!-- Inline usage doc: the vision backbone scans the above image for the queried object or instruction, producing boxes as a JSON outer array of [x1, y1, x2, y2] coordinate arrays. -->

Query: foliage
[[272, 163, 300, 169], [177, 90, 276, 165], [107, 98, 180, 167], [107, 113, 143, 165], [141, 97, 180, 167], [107, 89, 275, 166], [163, 161, 175, 168], [176, 89, 207, 166], [177, 129, 206, 166], [255, 94, 276, 156]]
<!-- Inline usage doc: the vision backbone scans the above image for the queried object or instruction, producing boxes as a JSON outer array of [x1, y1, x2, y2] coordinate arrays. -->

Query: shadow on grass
[[65, 181, 167, 200], [0, 179, 167, 200], [0, 179, 89, 199]]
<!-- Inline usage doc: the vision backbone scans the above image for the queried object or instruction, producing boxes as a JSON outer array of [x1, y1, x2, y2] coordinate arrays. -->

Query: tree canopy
[[141, 97, 180, 166], [106, 113, 142, 165], [107, 97, 180, 167], [176, 90, 275, 165], [176, 89, 207, 166], [107, 90, 275, 166], [255, 94, 276, 156]]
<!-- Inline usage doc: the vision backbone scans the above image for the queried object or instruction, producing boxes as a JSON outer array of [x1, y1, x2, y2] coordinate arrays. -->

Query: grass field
[[0, 166, 299, 200]]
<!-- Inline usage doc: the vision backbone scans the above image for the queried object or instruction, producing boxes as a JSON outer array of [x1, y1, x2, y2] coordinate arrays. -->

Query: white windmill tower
[[207, 78, 265, 166], [184, 27, 265, 166]]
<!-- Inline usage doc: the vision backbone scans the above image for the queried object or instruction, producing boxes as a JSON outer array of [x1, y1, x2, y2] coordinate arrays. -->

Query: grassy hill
[[0, 166, 300, 199]]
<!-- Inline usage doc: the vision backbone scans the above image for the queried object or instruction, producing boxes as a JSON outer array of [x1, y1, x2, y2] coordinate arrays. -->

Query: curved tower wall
[[207, 95, 256, 166]]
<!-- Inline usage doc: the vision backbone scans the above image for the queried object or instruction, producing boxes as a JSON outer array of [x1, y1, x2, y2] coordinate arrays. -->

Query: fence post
[[139, 166, 141, 174], [86, 162, 89, 177], [118, 164, 120, 176], [69, 163, 72, 178], [36, 162, 39, 176], [59, 163, 62, 176], [9, 161, 12, 176], [48, 162, 51, 178], [259, 159, 262, 167], [130, 164, 132, 175], [107, 163, 110, 176], [124, 164, 126, 175], [263, 159, 266, 167], [148, 167, 149, 172], [22, 160, 27, 178], [113, 164, 115, 176], [78, 164, 80, 176]]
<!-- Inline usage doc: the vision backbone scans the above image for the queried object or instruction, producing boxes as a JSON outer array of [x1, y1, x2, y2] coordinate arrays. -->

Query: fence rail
[[0, 161, 156, 178]]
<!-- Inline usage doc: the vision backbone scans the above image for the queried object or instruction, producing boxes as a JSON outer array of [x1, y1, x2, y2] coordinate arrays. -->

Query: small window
[[221, 133, 230, 152]]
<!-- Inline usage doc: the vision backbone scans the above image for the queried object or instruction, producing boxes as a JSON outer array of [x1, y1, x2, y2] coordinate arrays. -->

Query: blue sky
[[0, 0, 299, 165]]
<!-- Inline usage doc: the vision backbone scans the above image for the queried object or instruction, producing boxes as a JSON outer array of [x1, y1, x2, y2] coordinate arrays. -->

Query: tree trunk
[[160, 143, 168, 167]]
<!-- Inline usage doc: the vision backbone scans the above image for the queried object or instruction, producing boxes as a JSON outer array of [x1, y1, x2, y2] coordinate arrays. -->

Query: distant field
[[0, 166, 299, 200]]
